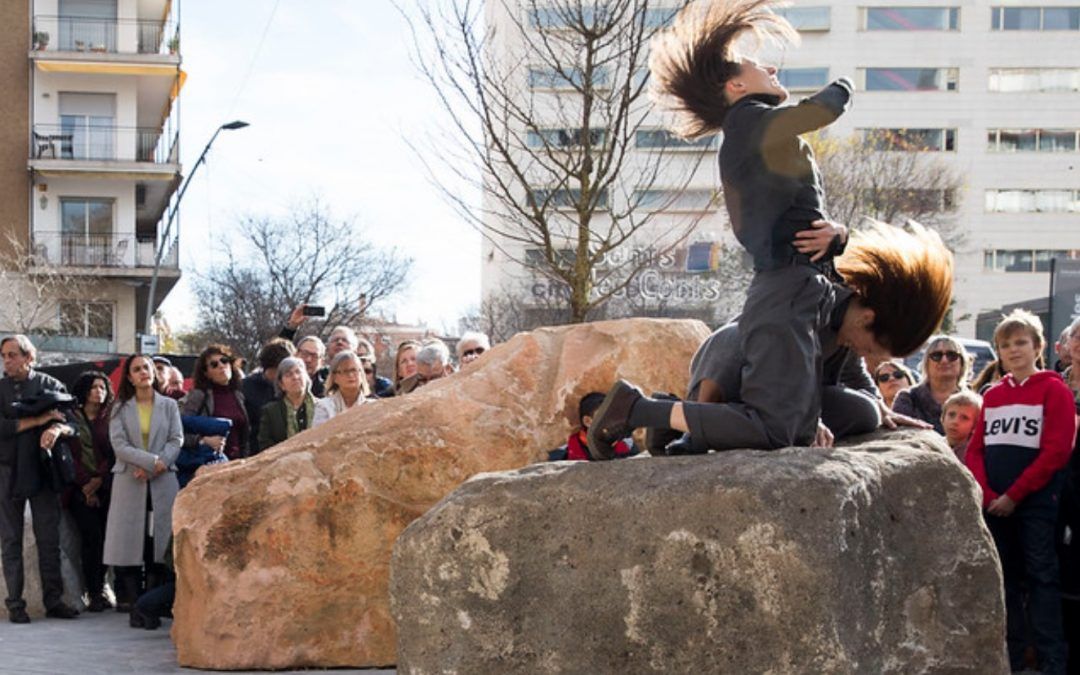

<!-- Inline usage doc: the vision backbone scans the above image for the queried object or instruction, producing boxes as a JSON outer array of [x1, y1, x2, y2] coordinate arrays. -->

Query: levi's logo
[[983, 404, 1043, 449]]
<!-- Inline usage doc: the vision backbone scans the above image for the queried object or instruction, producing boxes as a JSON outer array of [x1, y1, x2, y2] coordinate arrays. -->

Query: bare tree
[[404, 0, 714, 323], [191, 201, 412, 360], [0, 233, 93, 337], [810, 129, 965, 243]]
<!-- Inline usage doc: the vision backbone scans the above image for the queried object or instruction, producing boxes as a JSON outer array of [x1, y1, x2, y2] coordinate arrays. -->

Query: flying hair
[[649, 0, 799, 139], [836, 221, 954, 357]]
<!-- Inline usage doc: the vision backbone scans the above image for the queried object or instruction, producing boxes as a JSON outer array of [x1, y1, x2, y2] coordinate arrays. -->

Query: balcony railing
[[30, 231, 178, 270], [32, 124, 178, 165], [32, 15, 178, 56]]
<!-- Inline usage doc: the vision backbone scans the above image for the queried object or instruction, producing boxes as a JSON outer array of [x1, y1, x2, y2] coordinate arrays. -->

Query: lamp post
[[141, 120, 249, 348]]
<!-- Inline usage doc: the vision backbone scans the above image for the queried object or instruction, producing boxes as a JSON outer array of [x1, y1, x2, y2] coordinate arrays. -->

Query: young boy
[[941, 390, 981, 462], [964, 309, 1074, 675], [553, 393, 636, 462]]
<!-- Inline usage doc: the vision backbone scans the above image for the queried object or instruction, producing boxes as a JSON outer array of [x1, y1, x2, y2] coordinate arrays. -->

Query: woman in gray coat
[[103, 354, 182, 612]]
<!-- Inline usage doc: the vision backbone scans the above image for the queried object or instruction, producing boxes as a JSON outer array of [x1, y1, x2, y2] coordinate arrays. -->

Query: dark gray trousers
[[684, 265, 844, 450], [0, 465, 63, 612]]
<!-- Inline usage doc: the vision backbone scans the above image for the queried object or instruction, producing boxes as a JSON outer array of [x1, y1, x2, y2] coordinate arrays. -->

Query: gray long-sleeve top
[[719, 79, 854, 272]]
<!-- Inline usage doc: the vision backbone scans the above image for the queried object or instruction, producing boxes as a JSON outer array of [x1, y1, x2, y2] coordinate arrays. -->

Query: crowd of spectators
[[0, 308, 489, 630]]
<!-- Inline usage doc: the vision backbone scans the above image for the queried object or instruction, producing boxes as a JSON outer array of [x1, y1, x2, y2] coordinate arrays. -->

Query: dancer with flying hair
[[586, 0, 954, 457]]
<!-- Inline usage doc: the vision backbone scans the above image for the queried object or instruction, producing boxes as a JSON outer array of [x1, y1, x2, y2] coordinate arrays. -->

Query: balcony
[[30, 230, 178, 272], [32, 15, 178, 57], [32, 123, 177, 164]]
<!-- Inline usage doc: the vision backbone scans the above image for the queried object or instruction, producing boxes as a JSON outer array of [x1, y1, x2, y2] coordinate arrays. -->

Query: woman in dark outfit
[[180, 345, 249, 460], [67, 371, 115, 612]]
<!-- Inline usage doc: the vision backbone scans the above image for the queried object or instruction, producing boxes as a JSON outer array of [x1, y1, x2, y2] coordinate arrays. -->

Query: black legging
[[67, 491, 108, 596]]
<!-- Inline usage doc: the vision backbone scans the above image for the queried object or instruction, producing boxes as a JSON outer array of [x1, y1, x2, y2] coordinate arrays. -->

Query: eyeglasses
[[463, 347, 485, 358], [208, 357, 232, 369], [876, 371, 908, 384], [928, 351, 961, 363]]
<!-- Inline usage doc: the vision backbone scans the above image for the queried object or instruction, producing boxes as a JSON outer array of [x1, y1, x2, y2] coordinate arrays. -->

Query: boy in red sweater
[[965, 310, 1074, 675], [563, 393, 635, 462]]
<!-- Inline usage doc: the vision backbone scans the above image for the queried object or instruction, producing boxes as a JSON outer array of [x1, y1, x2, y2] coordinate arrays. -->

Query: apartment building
[[773, 1, 1080, 336], [481, 1, 1080, 336], [0, 0, 182, 357]]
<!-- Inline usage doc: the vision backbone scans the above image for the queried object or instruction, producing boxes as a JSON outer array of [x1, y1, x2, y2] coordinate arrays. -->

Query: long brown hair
[[836, 221, 954, 357], [193, 344, 240, 391], [115, 354, 162, 402], [649, 0, 798, 139]]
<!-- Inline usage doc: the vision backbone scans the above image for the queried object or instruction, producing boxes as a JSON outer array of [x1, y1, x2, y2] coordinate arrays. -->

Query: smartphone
[[302, 305, 326, 317]]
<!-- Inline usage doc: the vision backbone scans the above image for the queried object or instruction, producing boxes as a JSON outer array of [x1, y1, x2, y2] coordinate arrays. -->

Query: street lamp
[[141, 120, 249, 348]]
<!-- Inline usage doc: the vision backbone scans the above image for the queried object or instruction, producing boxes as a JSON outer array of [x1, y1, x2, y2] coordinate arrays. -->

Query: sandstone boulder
[[171, 318, 710, 669], [391, 430, 1008, 674]]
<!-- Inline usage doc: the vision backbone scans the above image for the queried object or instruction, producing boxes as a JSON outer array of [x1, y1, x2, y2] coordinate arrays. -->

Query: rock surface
[[171, 318, 709, 669], [391, 430, 1008, 674]]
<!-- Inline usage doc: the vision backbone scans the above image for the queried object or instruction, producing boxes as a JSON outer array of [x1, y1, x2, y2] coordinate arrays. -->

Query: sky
[[161, 0, 481, 335]]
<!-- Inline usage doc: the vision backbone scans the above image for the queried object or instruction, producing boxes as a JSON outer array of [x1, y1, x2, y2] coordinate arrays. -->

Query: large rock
[[171, 318, 709, 669], [391, 431, 1008, 674]]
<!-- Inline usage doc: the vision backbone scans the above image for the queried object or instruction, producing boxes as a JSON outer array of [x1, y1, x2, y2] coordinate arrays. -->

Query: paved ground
[[0, 610, 395, 674]]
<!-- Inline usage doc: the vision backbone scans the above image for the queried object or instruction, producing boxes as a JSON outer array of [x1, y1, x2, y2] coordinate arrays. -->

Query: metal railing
[[30, 231, 178, 269], [31, 124, 178, 164], [32, 15, 178, 56]]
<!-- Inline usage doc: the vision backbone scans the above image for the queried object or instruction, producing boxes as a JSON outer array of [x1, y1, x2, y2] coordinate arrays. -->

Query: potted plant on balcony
[[33, 31, 49, 50], [167, 35, 179, 54]]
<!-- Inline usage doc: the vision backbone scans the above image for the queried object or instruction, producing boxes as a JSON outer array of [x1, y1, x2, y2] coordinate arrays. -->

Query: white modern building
[[0, 0, 183, 356], [481, 0, 1080, 337]]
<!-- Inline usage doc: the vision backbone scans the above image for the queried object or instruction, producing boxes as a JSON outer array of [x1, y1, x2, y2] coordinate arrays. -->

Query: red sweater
[[566, 430, 631, 461], [964, 370, 1076, 507]]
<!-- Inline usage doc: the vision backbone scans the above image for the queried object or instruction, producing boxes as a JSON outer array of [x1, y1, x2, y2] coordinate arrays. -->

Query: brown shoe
[[586, 380, 643, 460]]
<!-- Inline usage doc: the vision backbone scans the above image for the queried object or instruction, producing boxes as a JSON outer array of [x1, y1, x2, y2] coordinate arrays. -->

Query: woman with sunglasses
[[873, 360, 915, 410], [180, 345, 249, 460], [893, 336, 972, 435], [312, 352, 370, 428]]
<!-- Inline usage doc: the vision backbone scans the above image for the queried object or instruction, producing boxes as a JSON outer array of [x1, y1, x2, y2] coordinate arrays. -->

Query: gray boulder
[[391, 431, 1007, 674]]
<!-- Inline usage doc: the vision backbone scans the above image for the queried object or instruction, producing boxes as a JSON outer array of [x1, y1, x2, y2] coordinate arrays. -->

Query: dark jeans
[[67, 491, 108, 596], [0, 464, 64, 612], [135, 579, 174, 619], [988, 501, 1068, 675]]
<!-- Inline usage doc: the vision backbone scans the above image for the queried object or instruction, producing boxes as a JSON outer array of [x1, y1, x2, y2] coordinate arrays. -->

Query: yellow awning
[[36, 60, 183, 81]]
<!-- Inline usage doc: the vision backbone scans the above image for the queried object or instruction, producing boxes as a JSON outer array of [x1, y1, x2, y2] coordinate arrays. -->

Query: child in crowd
[[941, 390, 981, 462], [964, 309, 1074, 675], [550, 393, 637, 462]]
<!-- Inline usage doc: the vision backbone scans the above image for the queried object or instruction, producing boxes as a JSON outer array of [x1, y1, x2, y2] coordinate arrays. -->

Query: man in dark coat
[[0, 335, 80, 623]]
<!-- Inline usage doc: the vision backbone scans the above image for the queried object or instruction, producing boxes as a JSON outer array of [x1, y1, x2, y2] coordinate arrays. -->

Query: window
[[635, 129, 718, 150], [60, 198, 113, 238], [58, 0, 118, 52], [862, 128, 956, 151], [526, 128, 607, 148], [632, 189, 717, 212], [985, 189, 1080, 213], [529, 187, 609, 209], [775, 6, 831, 30], [989, 68, 1080, 92], [58, 92, 115, 160], [988, 129, 1079, 152], [525, 247, 576, 268], [528, 6, 606, 29], [59, 301, 114, 340], [528, 66, 609, 90], [861, 68, 959, 91], [991, 6, 1080, 30], [984, 249, 1080, 272], [863, 7, 959, 31], [777, 67, 830, 91]]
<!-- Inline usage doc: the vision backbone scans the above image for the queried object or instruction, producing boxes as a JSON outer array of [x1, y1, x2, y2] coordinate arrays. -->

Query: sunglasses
[[928, 350, 961, 363], [207, 357, 232, 369], [876, 371, 908, 384], [463, 347, 485, 358]]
